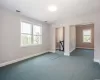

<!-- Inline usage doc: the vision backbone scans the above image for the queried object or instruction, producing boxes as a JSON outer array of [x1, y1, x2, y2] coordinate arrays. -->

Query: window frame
[[20, 21, 42, 47], [82, 29, 92, 43]]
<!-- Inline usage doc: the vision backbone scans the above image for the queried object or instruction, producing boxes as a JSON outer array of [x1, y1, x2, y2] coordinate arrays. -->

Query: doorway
[[76, 24, 94, 49], [55, 27, 65, 52], [70, 23, 94, 58]]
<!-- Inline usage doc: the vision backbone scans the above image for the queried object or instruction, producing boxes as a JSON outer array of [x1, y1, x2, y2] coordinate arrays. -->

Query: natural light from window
[[83, 29, 91, 43], [21, 22, 42, 46]]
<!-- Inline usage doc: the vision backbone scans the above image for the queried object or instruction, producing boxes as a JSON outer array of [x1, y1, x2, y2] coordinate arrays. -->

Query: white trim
[[94, 59, 100, 64], [64, 52, 70, 56], [0, 51, 49, 67], [76, 47, 94, 50]]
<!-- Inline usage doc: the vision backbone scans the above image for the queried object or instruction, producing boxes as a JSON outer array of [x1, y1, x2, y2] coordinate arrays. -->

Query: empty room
[[0, 0, 100, 80]]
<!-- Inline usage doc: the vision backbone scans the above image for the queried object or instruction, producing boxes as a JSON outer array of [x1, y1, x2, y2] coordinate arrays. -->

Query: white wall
[[0, 7, 50, 64], [64, 26, 70, 56], [69, 26, 76, 53], [0, 10, 2, 59], [51, 12, 100, 60], [50, 26, 56, 52]]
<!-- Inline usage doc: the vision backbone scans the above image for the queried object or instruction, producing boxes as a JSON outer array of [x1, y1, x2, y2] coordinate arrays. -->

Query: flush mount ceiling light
[[48, 5, 57, 12]]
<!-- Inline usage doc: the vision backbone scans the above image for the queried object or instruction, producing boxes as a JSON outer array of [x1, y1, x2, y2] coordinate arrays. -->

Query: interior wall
[[69, 26, 76, 53], [56, 27, 64, 49], [50, 26, 56, 52], [76, 24, 94, 49], [0, 7, 50, 64], [0, 12, 2, 57], [64, 26, 70, 55], [51, 12, 100, 60]]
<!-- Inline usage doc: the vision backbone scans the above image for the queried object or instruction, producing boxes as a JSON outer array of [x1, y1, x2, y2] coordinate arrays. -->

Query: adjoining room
[[69, 24, 94, 56], [55, 27, 65, 54], [69, 24, 94, 59], [76, 24, 94, 50]]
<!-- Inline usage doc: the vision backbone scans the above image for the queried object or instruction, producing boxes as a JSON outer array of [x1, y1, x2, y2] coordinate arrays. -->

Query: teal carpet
[[0, 49, 100, 80]]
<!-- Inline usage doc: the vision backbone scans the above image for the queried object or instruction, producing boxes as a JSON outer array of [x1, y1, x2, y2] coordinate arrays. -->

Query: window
[[21, 22, 42, 46], [83, 29, 91, 43], [33, 25, 42, 45]]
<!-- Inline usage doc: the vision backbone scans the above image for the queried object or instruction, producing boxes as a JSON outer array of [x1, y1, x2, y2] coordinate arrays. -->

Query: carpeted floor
[[0, 49, 100, 80]]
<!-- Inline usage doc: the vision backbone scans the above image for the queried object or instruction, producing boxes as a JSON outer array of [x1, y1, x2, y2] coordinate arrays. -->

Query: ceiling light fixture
[[48, 5, 57, 12]]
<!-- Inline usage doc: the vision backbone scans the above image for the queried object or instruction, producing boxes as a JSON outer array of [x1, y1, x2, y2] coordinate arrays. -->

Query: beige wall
[[76, 24, 94, 49], [56, 27, 64, 42], [56, 27, 64, 49]]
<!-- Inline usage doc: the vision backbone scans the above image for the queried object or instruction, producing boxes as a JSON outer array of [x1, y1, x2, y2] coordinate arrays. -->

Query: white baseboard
[[64, 52, 70, 56], [76, 47, 94, 50], [94, 59, 100, 64], [70, 48, 76, 53], [0, 51, 49, 67]]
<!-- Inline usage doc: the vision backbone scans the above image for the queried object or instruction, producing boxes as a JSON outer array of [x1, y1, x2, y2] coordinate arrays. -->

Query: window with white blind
[[21, 22, 42, 46]]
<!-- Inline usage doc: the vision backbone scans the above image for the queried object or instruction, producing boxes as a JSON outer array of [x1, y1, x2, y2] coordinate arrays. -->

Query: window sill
[[83, 42, 91, 44], [20, 44, 42, 48]]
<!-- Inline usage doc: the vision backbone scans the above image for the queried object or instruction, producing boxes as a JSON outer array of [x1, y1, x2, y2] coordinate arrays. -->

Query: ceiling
[[0, 0, 100, 24]]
